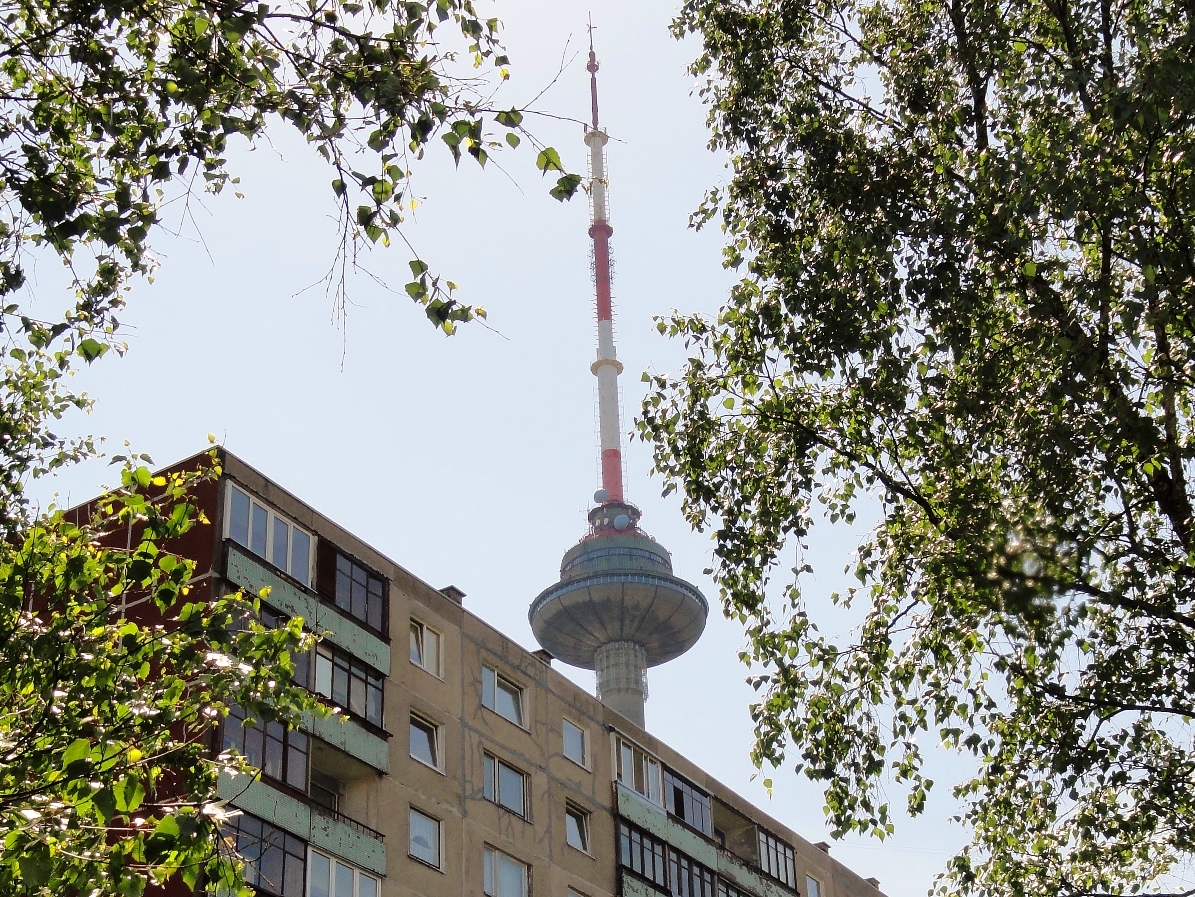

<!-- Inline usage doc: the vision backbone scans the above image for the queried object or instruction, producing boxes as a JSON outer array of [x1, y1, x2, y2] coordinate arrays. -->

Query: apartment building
[[139, 448, 888, 897]]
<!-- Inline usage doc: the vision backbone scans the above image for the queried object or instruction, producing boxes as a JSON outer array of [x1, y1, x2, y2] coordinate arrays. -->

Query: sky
[[24, 1, 972, 894]]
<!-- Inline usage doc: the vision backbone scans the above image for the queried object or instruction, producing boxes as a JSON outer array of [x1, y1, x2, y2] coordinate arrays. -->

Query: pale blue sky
[[26, 1, 969, 893]]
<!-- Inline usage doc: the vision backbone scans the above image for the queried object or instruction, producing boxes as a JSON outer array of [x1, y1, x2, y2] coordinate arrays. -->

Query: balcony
[[217, 772, 387, 876], [615, 784, 793, 897]]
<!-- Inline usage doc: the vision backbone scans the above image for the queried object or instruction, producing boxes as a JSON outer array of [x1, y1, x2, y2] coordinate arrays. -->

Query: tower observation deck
[[528, 32, 707, 728]]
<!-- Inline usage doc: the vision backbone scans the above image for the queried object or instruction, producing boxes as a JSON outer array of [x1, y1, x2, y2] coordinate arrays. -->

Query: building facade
[[151, 449, 885, 897]]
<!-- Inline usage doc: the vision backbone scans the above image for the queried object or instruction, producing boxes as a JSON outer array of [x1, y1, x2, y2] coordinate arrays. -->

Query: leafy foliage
[[644, 0, 1195, 894], [0, 454, 316, 895]]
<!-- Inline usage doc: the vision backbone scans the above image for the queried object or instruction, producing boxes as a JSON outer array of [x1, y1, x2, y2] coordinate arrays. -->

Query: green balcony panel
[[216, 773, 386, 878], [310, 811, 386, 877], [303, 710, 389, 774], [217, 771, 310, 835], [226, 545, 391, 675], [620, 875, 659, 897]]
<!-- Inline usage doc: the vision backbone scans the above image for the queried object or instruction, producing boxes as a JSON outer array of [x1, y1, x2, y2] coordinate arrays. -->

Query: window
[[483, 846, 529, 897], [223, 813, 306, 897], [307, 849, 380, 897], [410, 620, 441, 675], [312, 642, 384, 727], [410, 713, 440, 769], [222, 704, 308, 792], [482, 666, 524, 726], [565, 803, 590, 852], [805, 876, 822, 897], [717, 883, 748, 897], [562, 719, 586, 766], [308, 771, 341, 812], [334, 552, 386, 633], [409, 808, 441, 868], [483, 753, 527, 816], [227, 484, 312, 587], [618, 821, 668, 889], [664, 768, 712, 836], [617, 737, 662, 805], [758, 830, 796, 888], [668, 849, 715, 897]]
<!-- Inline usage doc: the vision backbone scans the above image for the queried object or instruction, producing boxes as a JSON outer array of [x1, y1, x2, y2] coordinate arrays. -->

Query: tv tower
[[528, 31, 708, 728]]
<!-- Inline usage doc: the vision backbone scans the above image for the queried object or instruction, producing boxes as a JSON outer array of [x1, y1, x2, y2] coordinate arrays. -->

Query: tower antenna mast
[[583, 23, 624, 504]]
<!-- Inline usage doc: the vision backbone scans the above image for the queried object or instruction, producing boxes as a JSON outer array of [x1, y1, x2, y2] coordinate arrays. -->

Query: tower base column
[[595, 640, 648, 728]]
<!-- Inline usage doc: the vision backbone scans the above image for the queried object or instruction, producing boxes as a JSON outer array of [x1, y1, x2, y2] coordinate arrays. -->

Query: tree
[[0, 453, 318, 895], [0, 1, 577, 891], [642, 1, 1195, 895]]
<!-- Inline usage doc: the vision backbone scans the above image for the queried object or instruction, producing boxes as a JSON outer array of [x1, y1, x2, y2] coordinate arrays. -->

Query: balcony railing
[[310, 802, 385, 842]]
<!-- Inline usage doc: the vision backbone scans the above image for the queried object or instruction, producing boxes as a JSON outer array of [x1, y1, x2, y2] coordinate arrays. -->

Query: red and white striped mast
[[584, 27, 625, 505]]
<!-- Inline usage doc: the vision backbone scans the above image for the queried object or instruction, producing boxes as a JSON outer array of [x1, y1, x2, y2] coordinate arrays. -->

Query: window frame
[[410, 619, 442, 678], [221, 703, 309, 794], [616, 736, 662, 805], [332, 550, 388, 635], [225, 482, 313, 587], [663, 767, 712, 836], [481, 665, 525, 728], [805, 875, 823, 897], [564, 802, 591, 854], [562, 718, 587, 768], [483, 751, 528, 817], [306, 848, 381, 897], [409, 712, 442, 771], [408, 807, 442, 870], [483, 845, 529, 897], [757, 828, 797, 888], [310, 642, 385, 728], [223, 812, 307, 897]]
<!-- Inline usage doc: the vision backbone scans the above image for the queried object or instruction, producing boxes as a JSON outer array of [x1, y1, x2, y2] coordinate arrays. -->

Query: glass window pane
[[484, 848, 494, 896], [367, 590, 383, 632], [366, 679, 383, 727], [250, 503, 268, 556], [332, 663, 349, 708], [283, 850, 304, 897], [272, 516, 289, 570], [290, 528, 311, 586], [258, 838, 283, 894], [334, 860, 353, 897], [498, 762, 524, 815], [482, 666, 495, 709], [349, 672, 366, 717], [409, 809, 440, 867], [484, 755, 495, 800], [497, 679, 522, 725], [566, 809, 586, 850], [308, 852, 330, 897], [563, 720, 585, 765], [497, 853, 525, 897], [315, 651, 332, 698], [262, 727, 283, 780], [229, 487, 250, 546], [411, 718, 437, 767], [424, 629, 439, 674], [806, 876, 821, 897], [410, 622, 424, 666], [359, 875, 379, 897]]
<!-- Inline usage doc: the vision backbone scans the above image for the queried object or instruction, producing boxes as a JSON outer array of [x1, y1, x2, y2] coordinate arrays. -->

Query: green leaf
[[535, 147, 564, 173], [549, 173, 582, 202], [495, 109, 524, 128]]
